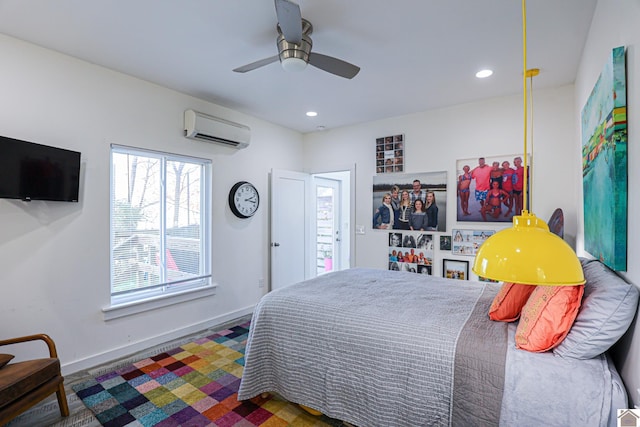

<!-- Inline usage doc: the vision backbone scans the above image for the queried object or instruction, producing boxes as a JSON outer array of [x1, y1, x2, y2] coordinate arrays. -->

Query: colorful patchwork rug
[[73, 322, 343, 427]]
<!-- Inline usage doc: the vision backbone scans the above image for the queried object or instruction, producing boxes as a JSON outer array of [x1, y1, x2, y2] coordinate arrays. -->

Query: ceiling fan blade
[[274, 0, 302, 44], [308, 52, 360, 79], [233, 55, 279, 73]]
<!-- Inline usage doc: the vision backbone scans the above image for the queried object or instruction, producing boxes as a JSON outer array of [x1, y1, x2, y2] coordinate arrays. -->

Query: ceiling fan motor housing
[[277, 33, 312, 64], [277, 18, 313, 65]]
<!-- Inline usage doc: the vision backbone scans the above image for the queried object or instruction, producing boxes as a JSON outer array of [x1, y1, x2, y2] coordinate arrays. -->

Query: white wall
[[0, 34, 303, 373], [575, 0, 640, 407], [304, 85, 578, 275]]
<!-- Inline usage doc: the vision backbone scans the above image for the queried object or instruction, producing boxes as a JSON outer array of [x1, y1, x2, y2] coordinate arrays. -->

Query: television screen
[[0, 136, 81, 202]]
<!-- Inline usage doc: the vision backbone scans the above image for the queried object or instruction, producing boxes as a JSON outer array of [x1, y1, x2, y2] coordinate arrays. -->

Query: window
[[109, 145, 212, 313]]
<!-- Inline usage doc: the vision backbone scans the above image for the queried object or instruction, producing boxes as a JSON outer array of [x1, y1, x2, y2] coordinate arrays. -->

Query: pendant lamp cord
[[528, 72, 534, 211], [522, 0, 529, 213]]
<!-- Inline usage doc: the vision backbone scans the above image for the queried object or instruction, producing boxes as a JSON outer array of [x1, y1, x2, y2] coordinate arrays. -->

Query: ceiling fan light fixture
[[281, 57, 308, 72], [235, 2, 359, 79], [278, 31, 312, 73]]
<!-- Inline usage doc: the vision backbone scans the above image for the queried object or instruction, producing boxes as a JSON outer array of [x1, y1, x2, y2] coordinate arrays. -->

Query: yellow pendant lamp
[[471, 0, 585, 286]]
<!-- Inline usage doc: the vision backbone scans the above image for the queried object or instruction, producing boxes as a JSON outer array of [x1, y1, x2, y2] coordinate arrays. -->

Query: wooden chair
[[0, 334, 69, 425]]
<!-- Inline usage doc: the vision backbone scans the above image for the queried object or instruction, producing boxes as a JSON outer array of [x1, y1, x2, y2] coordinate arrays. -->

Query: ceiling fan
[[233, 0, 360, 79]]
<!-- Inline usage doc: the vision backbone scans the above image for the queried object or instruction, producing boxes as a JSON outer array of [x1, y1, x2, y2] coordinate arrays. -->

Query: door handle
[[272, 242, 280, 247]]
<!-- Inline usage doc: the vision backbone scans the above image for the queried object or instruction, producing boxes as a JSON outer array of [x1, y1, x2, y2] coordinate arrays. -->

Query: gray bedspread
[[238, 268, 625, 427], [238, 268, 507, 427]]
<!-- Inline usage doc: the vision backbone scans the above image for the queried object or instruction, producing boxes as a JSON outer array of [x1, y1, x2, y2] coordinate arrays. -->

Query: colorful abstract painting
[[581, 46, 627, 271]]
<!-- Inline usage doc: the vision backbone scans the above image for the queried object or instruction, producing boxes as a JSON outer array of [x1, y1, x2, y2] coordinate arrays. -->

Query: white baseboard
[[62, 305, 255, 376]]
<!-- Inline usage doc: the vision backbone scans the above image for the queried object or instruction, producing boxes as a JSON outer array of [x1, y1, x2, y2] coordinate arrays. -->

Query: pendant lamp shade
[[472, 211, 585, 285], [471, 0, 585, 286]]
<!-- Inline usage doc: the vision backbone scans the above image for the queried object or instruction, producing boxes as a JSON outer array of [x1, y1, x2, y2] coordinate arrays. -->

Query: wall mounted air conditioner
[[184, 109, 251, 149]]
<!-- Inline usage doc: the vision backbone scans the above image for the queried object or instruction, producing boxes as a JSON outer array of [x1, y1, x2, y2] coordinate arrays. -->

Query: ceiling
[[0, 0, 596, 134]]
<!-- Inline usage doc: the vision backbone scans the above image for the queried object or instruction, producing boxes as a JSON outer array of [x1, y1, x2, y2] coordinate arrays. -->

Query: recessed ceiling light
[[476, 69, 493, 78], [306, 111, 318, 117]]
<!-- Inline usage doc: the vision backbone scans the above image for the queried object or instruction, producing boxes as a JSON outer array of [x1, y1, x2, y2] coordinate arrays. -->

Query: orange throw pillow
[[488, 282, 536, 322], [515, 285, 585, 352]]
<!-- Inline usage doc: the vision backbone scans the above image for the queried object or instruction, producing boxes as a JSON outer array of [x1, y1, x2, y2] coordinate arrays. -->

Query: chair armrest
[[0, 334, 59, 358]]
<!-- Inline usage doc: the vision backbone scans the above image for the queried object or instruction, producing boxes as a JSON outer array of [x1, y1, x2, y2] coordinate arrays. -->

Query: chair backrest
[[0, 334, 69, 425]]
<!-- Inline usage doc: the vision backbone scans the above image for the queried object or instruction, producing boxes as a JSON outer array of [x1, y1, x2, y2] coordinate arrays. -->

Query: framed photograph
[[389, 232, 402, 247], [455, 154, 530, 223], [388, 231, 434, 274], [443, 259, 469, 280], [372, 171, 448, 232], [440, 235, 452, 251], [417, 264, 432, 275], [451, 229, 494, 256], [376, 134, 404, 174]]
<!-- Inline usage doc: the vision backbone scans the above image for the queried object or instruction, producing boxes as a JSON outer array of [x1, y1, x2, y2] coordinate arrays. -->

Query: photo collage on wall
[[376, 134, 404, 173], [451, 229, 495, 256], [388, 231, 434, 275]]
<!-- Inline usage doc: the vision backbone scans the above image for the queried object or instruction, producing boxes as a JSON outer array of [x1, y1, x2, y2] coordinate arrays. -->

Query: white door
[[270, 169, 310, 291]]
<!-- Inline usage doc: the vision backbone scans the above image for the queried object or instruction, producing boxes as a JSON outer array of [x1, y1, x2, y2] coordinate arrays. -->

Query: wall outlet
[[258, 278, 264, 288]]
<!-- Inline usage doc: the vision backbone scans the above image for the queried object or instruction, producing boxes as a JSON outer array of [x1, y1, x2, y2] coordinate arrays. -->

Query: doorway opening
[[313, 170, 351, 276]]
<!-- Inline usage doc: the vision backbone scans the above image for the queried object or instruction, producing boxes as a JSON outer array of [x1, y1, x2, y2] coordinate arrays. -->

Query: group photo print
[[456, 154, 530, 223], [372, 171, 448, 232]]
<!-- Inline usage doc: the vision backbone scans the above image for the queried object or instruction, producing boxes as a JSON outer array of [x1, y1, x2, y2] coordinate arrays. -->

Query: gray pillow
[[554, 259, 639, 359]]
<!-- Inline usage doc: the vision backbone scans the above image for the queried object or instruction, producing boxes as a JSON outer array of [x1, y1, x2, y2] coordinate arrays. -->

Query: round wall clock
[[229, 181, 260, 218]]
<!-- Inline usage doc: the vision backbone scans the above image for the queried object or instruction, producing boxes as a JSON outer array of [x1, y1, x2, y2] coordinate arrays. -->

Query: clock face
[[229, 181, 259, 218]]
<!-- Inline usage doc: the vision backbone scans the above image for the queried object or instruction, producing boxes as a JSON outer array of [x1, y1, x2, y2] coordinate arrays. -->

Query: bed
[[238, 259, 639, 427]]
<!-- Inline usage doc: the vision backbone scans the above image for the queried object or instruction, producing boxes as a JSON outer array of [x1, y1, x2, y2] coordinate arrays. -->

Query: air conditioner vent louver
[[183, 109, 250, 149], [190, 133, 241, 146]]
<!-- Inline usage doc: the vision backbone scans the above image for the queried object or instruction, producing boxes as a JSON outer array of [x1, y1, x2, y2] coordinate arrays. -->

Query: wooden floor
[[6, 315, 252, 427]]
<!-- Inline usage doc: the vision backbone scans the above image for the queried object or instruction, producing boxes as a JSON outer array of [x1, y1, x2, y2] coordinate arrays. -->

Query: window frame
[[106, 144, 213, 320]]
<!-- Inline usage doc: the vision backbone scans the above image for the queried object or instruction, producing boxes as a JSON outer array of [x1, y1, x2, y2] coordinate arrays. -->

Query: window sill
[[102, 283, 218, 321]]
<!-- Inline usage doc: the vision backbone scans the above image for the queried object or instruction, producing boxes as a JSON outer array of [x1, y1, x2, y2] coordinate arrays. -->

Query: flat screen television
[[0, 135, 81, 202]]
